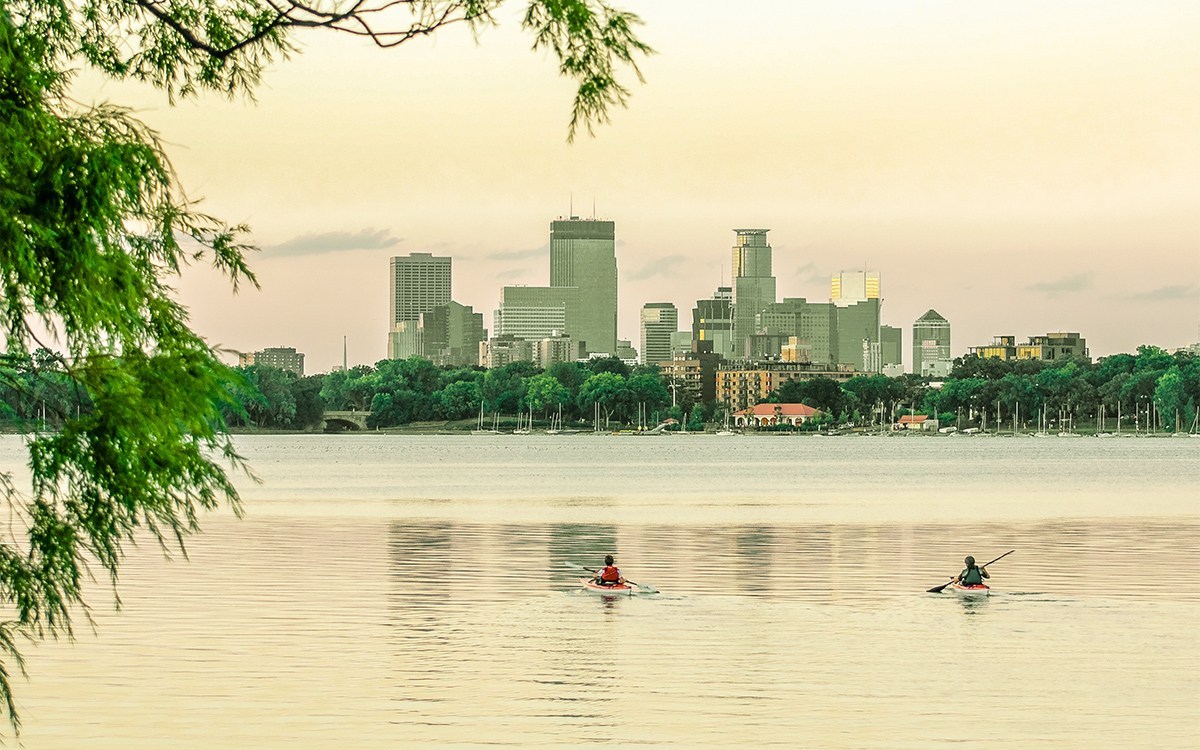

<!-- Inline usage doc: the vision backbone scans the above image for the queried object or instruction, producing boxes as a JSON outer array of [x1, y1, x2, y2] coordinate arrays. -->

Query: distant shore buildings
[[239, 346, 305, 376], [913, 309, 951, 377], [968, 332, 1089, 362], [387, 252, 484, 367]]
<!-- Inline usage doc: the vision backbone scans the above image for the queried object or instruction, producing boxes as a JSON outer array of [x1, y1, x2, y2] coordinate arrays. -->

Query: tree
[[0, 0, 651, 731], [288, 374, 326, 429], [770, 377, 843, 416], [578, 371, 626, 427], [436, 378, 483, 421], [524, 373, 570, 417]]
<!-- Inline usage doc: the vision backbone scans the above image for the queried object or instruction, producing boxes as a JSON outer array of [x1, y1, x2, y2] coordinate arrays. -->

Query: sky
[[75, 0, 1200, 372]]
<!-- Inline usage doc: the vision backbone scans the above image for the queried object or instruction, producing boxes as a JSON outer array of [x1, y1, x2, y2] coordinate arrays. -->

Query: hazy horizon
[[73, 1, 1199, 372]]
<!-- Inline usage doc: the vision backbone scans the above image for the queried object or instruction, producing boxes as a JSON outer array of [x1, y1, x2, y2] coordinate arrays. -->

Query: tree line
[[767, 345, 1200, 432], [6, 345, 1195, 434]]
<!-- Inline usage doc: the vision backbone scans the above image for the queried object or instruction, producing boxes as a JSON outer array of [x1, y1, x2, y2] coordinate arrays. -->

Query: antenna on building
[[592, 196, 596, 219], [343, 335, 347, 371]]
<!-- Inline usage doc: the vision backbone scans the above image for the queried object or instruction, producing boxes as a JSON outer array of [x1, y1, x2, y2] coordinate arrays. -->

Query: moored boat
[[579, 577, 634, 595], [947, 582, 990, 597]]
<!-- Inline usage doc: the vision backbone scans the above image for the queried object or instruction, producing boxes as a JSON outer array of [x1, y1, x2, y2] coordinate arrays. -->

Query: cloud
[[263, 229, 400, 257], [496, 267, 535, 281], [486, 244, 548, 261], [625, 254, 688, 281], [793, 261, 825, 284], [1126, 284, 1200, 302], [1025, 273, 1093, 296]]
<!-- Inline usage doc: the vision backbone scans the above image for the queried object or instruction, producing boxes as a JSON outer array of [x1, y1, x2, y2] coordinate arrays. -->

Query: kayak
[[947, 582, 990, 597], [579, 578, 634, 595]]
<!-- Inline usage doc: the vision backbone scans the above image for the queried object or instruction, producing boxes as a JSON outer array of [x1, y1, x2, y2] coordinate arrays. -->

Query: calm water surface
[[5, 434, 1198, 748]]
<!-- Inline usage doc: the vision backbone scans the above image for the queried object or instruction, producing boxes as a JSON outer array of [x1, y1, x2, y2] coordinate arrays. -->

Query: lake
[[6, 434, 1198, 748]]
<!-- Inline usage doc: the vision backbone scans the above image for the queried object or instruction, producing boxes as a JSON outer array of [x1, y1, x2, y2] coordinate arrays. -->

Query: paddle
[[564, 562, 658, 594], [927, 549, 1015, 594]]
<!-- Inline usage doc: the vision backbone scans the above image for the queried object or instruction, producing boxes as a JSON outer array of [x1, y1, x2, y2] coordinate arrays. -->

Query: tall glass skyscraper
[[550, 218, 617, 355], [730, 229, 776, 358]]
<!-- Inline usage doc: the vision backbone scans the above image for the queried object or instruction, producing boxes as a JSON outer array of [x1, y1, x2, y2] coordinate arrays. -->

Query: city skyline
[[74, 1, 1198, 370]]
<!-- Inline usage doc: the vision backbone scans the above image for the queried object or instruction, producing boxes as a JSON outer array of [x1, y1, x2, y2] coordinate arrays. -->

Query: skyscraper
[[831, 270, 880, 306], [389, 253, 451, 326], [692, 286, 733, 359], [730, 229, 776, 357], [640, 302, 678, 366], [550, 218, 617, 355], [913, 309, 951, 376]]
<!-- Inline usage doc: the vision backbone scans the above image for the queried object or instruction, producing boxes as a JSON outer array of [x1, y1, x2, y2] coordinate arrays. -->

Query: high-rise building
[[881, 325, 903, 376], [421, 301, 485, 367], [692, 286, 734, 359], [494, 286, 573, 341], [386, 321, 422, 360], [535, 333, 579, 369], [730, 230, 776, 357], [239, 346, 304, 376], [640, 302, 678, 366], [755, 298, 836, 364], [491, 217, 617, 360], [615, 339, 639, 366], [835, 298, 882, 373], [389, 253, 451, 326], [913, 309, 951, 376], [550, 218, 617, 356], [831, 270, 880, 307]]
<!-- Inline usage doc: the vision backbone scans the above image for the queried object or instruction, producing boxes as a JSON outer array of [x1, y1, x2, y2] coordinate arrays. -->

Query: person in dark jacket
[[956, 555, 990, 585]]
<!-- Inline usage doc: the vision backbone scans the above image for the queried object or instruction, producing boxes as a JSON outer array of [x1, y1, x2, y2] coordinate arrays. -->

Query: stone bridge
[[322, 410, 372, 431]]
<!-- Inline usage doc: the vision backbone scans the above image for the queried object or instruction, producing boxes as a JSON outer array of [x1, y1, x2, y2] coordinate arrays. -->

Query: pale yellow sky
[[77, 1, 1200, 370]]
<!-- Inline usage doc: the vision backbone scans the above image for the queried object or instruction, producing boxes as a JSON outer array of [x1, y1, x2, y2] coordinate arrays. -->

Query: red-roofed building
[[895, 414, 934, 431], [733, 403, 820, 428]]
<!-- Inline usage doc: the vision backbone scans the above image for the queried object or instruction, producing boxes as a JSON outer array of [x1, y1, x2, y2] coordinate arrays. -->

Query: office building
[[492, 217, 617, 358], [730, 230, 776, 357], [421, 301, 485, 367], [881, 325, 903, 376], [660, 341, 724, 406], [716, 362, 858, 412], [550, 218, 618, 356], [389, 253, 451, 326], [755, 298, 836, 365], [535, 333, 580, 369], [479, 335, 535, 369], [831, 270, 880, 306], [692, 286, 734, 359], [494, 286, 574, 341], [615, 339, 638, 366], [669, 330, 694, 360], [239, 346, 304, 376], [386, 321, 422, 360], [968, 331, 1088, 362], [835, 298, 882, 373], [640, 302, 678, 366], [913, 310, 951, 375]]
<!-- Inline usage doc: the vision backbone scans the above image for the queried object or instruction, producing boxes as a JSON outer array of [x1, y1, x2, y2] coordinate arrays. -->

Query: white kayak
[[580, 578, 635, 595], [947, 582, 990, 597]]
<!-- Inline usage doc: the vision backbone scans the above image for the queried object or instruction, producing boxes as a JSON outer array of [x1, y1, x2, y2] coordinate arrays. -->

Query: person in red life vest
[[593, 555, 624, 587]]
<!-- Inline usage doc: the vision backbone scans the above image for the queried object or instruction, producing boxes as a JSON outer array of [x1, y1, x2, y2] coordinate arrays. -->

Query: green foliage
[[0, 0, 653, 731], [769, 377, 844, 416], [1, 7, 256, 730]]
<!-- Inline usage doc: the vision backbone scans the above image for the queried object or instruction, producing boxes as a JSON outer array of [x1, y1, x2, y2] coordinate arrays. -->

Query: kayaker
[[955, 555, 990, 586], [594, 555, 624, 587]]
